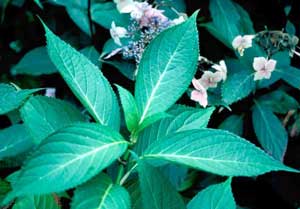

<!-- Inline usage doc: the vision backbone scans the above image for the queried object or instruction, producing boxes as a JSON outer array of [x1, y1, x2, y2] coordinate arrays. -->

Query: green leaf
[[91, 2, 130, 29], [252, 102, 288, 161], [134, 106, 215, 155], [80, 46, 101, 67], [0, 83, 41, 115], [143, 129, 297, 176], [206, 0, 240, 47], [135, 112, 171, 134], [187, 178, 236, 209], [20, 96, 85, 144], [257, 90, 299, 114], [0, 178, 10, 203], [125, 180, 142, 209], [71, 173, 130, 209], [222, 66, 255, 105], [285, 20, 296, 36], [9, 123, 128, 196], [11, 47, 57, 76], [156, 0, 186, 19], [276, 66, 300, 89], [138, 161, 185, 209], [116, 85, 139, 132], [0, 124, 34, 159], [42, 22, 120, 130], [234, 3, 255, 34], [13, 195, 60, 209], [135, 12, 199, 124], [219, 114, 244, 136], [102, 60, 136, 81]]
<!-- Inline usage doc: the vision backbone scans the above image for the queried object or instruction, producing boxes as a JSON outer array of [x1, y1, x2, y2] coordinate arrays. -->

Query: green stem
[[120, 163, 138, 185], [115, 150, 130, 184]]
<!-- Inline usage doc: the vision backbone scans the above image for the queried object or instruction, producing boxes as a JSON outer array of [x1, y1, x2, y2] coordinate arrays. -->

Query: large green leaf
[[138, 161, 185, 209], [20, 96, 85, 144], [8, 123, 128, 196], [143, 129, 297, 176], [206, 0, 240, 47], [125, 180, 142, 209], [11, 47, 57, 76], [71, 173, 130, 209], [134, 12, 199, 124], [42, 22, 120, 130], [0, 83, 41, 115], [276, 66, 300, 89], [252, 102, 288, 161], [116, 85, 139, 132], [222, 66, 255, 105], [66, 0, 91, 36], [187, 178, 235, 209], [13, 195, 60, 209], [80, 46, 101, 67], [0, 124, 34, 159], [91, 2, 130, 29], [135, 106, 215, 155], [257, 90, 299, 114], [219, 114, 244, 136]]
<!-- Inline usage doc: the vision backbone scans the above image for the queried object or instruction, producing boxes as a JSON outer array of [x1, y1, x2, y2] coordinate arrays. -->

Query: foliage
[[1, 0, 300, 208]]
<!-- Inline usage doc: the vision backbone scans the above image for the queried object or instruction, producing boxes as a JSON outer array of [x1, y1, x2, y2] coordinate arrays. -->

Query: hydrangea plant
[[0, 0, 300, 208]]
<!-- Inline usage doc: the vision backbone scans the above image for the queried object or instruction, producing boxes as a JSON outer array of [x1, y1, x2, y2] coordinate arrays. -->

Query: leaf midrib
[[138, 25, 190, 124], [49, 35, 105, 125]]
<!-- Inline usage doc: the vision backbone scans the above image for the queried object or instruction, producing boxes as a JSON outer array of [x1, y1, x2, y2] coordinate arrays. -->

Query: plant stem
[[120, 163, 138, 185], [115, 150, 130, 184]]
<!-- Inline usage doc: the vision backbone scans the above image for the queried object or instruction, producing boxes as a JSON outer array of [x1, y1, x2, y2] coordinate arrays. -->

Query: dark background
[[0, 0, 300, 208]]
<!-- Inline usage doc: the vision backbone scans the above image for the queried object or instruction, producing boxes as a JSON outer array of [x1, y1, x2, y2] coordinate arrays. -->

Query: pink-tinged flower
[[232, 35, 255, 56], [45, 88, 56, 98], [191, 78, 208, 108], [199, 71, 223, 89], [114, 0, 136, 13], [130, 2, 152, 20], [211, 60, 227, 81], [110, 21, 128, 46], [139, 6, 168, 27], [253, 57, 277, 81]]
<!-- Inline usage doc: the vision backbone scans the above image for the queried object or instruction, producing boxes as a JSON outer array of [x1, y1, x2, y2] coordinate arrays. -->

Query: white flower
[[110, 21, 128, 46], [45, 88, 56, 98], [253, 57, 277, 81], [191, 78, 208, 108], [114, 0, 136, 13], [232, 35, 255, 56], [199, 71, 223, 89], [172, 15, 186, 25], [211, 60, 227, 81]]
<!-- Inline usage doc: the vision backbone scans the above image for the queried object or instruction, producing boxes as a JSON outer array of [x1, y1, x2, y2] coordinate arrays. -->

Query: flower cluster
[[107, 0, 186, 63], [191, 60, 227, 107], [232, 34, 277, 81]]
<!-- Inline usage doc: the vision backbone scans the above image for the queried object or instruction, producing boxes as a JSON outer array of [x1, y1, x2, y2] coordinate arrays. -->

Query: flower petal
[[253, 57, 267, 71], [191, 90, 208, 108], [265, 59, 277, 72], [192, 78, 204, 91], [232, 35, 243, 49]]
